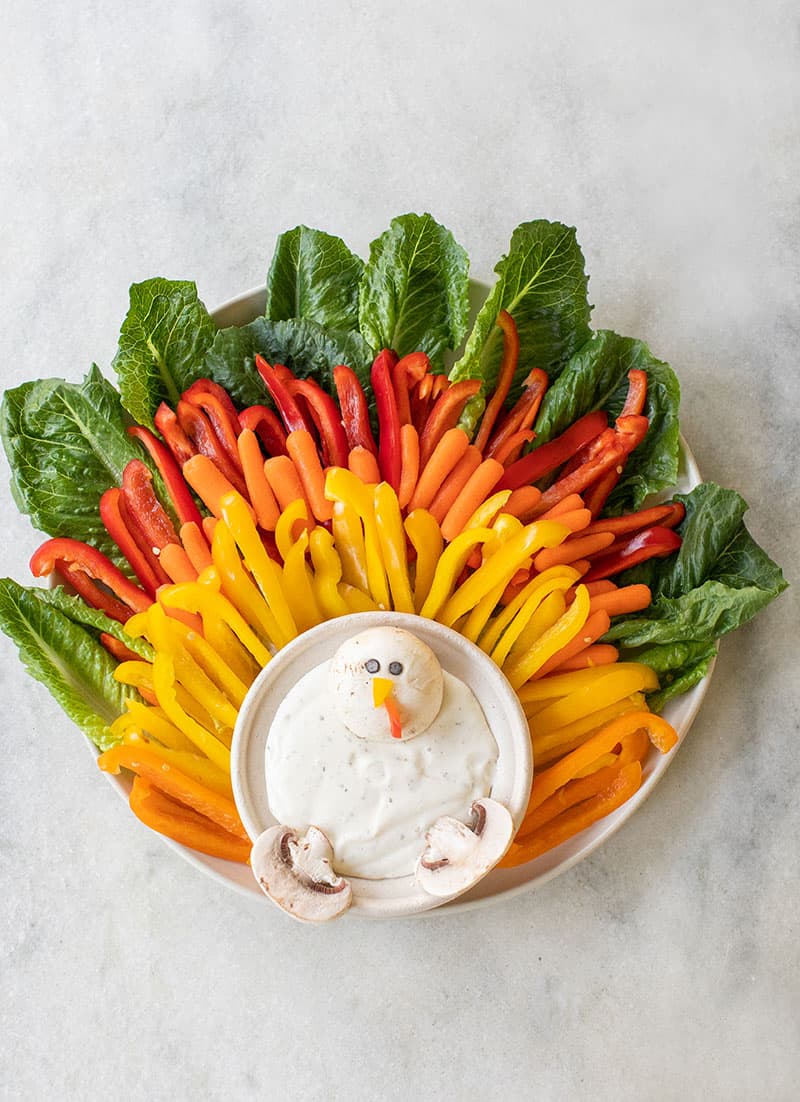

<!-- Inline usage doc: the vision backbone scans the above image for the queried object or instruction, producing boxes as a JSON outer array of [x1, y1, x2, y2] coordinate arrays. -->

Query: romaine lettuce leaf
[[358, 213, 470, 370], [44, 586, 153, 660], [450, 221, 592, 415], [0, 579, 138, 749], [203, 316, 374, 406], [112, 278, 217, 428], [265, 225, 364, 331], [0, 366, 159, 566], [532, 330, 681, 512]]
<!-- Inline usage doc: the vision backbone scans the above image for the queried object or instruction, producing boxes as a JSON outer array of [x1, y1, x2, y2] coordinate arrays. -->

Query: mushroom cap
[[250, 824, 352, 923], [415, 798, 514, 898], [328, 626, 444, 742]]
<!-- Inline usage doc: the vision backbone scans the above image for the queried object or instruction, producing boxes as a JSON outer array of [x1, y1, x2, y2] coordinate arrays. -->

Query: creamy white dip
[[265, 663, 498, 880]]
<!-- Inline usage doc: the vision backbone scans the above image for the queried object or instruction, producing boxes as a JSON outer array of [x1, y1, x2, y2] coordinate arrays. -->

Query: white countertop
[[2, 2, 798, 1099]]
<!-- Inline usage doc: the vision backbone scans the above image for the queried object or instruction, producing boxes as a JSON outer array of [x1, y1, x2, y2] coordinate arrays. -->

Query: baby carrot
[[264, 454, 311, 515], [408, 428, 470, 512], [551, 643, 620, 672], [183, 454, 253, 521], [180, 522, 212, 574], [237, 429, 280, 530], [502, 486, 543, 523], [491, 429, 536, 467], [536, 493, 586, 520], [397, 424, 420, 509], [159, 543, 198, 584], [588, 584, 652, 618], [202, 516, 218, 544], [429, 446, 483, 524], [533, 531, 615, 572], [286, 430, 333, 522], [348, 446, 382, 485]]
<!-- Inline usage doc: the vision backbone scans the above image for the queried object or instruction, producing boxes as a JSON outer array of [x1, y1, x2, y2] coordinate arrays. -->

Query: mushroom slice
[[250, 824, 352, 923], [415, 798, 514, 898]]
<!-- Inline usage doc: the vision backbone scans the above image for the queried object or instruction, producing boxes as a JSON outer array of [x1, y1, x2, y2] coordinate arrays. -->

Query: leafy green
[[450, 221, 592, 428], [43, 587, 153, 660], [604, 484, 787, 707], [112, 278, 216, 428], [0, 366, 158, 566], [631, 640, 718, 712], [203, 317, 374, 406], [0, 579, 138, 749], [358, 213, 470, 370], [531, 330, 681, 512], [265, 225, 364, 331]]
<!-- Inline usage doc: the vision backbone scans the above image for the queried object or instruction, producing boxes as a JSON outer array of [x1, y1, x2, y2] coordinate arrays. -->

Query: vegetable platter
[[0, 214, 787, 912]]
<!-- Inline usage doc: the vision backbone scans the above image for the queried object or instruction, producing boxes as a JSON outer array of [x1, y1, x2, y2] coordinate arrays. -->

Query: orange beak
[[372, 677, 403, 739]]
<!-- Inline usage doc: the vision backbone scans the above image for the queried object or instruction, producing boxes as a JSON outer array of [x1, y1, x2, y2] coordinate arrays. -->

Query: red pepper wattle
[[30, 537, 151, 619], [333, 365, 378, 456]]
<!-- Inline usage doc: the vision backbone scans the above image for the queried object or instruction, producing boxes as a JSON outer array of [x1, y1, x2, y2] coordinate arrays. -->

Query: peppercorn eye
[[364, 658, 380, 673], [388, 661, 403, 676]]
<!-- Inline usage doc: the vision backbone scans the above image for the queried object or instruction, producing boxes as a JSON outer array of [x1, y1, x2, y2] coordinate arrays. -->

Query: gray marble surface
[[2, 2, 798, 1099]]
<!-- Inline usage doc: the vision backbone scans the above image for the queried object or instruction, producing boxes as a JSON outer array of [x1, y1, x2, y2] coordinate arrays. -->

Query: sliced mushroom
[[250, 824, 352, 923], [415, 798, 514, 898]]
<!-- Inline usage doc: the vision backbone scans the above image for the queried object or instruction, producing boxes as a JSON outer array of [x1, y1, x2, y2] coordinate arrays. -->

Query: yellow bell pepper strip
[[159, 577, 271, 669], [219, 492, 297, 647], [114, 730, 234, 799], [461, 579, 509, 643], [530, 665, 659, 736], [98, 742, 246, 837], [493, 588, 566, 670], [325, 467, 390, 609], [438, 522, 570, 629], [501, 762, 643, 867], [338, 583, 380, 614], [309, 527, 349, 619], [520, 662, 647, 704], [418, 527, 496, 622], [479, 566, 580, 655], [181, 625, 251, 709], [532, 693, 647, 768], [211, 517, 284, 648], [128, 776, 251, 863], [526, 709, 677, 817], [404, 508, 443, 614], [463, 490, 513, 532], [331, 501, 369, 592], [279, 527, 323, 634], [374, 482, 415, 614], [274, 499, 311, 563], [111, 701, 192, 752], [504, 584, 592, 691], [151, 653, 231, 772]]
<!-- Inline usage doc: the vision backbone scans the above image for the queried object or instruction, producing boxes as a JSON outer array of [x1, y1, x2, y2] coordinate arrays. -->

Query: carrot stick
[[408, 428, 470, 512], [398, 424, 420, 510], [428, 446, 483, 524], [580, 503, 684, 539], [180, 522, 212, 574], [531, 609, 611, 679], [286, 430, 333, 522], [237, 429, 280, 530], [159, 543, 198, 584], [588, 584, 652, 618], [348, 445, 382, 485], [263, 454, 311, 515], [536, 493, 585, 520], [503, 486, 543, 522], [202, 516, 218, 544], [183, 455, 254, 521], [534, 531, 615, 572], [551, 643, 620, 672]]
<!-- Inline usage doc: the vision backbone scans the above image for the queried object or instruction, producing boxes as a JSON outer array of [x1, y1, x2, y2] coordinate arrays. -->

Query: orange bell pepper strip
[[473, 310, 520, 453], [128, 776, 251, 863]]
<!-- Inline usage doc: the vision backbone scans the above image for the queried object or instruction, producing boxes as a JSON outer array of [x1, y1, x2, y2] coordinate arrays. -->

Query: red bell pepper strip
[[154, 403, 195, 465], [254, 355, 313, 436], [182, 378, 242, 430], [127, 425, 203, 527], [333, 365, 378, 456], [497, 410, 609, 492], [473, 310, 520, 453], [393, 352, 430, 427], [531, 433, 628, 516], [121, 460, 179, 551], [239, 405, 288, 457], [492, 429, 537, 467], [485, 368, 548, 459], [30, 537, 151, 618], [620, 369, 648, 416], [99, 632, 142, 663], [285, 377, 350, 468], [176, 401, 248, 496], [100, 487, 165, 597], [182, 380, 243, 473], [581, 502, 686, 539], [582, 526, 682, 582], [582, 468, 619, 517], [371, 350, 402, 491], [409, 374, 434, 435], [418, 379, 482, 469]]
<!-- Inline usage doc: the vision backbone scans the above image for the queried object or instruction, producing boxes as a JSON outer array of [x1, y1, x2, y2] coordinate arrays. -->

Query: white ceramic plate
[[94, 285, 713, 915]]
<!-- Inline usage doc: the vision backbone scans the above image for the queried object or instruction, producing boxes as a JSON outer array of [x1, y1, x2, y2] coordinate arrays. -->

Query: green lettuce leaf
[[1, 366, 159, 565], [630, 640, 718, 712], [265, 225, 364, 331], [358, 213, 470, 370], [450, 221, 592, 423], [532, 330, 681, 512], [112, 278, 217, 428], [43, 587, 153, 660], [203, 316, 374, 406], [0, 579, 138, 749]]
